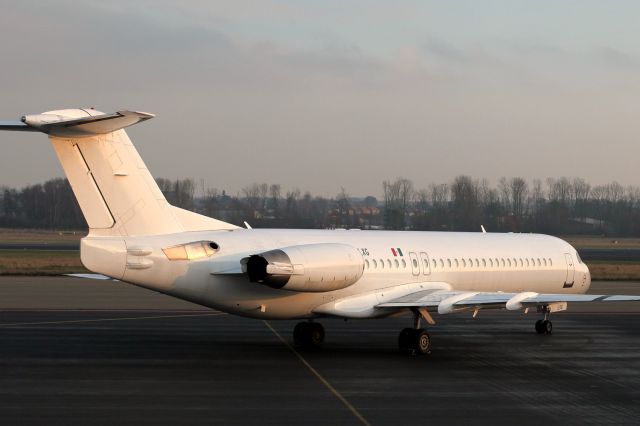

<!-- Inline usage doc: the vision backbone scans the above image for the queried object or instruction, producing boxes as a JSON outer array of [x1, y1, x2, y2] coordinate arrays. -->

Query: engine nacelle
[[244, 243, 364, 292]]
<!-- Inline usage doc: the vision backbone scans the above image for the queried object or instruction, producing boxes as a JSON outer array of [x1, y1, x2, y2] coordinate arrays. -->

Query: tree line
[[1, 176, 639, 236]]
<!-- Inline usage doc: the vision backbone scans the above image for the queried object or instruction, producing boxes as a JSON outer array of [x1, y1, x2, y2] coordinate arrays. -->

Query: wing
[[377, 289, 640, 314]]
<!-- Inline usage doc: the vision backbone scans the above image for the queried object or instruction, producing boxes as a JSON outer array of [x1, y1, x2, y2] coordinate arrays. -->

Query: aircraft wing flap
[[377, 290, 472, 308], [377, 289, 452, 306], [377, 289, 640, 314], [521, 294, 640, 304]]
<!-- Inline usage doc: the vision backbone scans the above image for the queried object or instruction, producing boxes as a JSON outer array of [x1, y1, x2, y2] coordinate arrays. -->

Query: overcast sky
[[1, 1, 639, 197]]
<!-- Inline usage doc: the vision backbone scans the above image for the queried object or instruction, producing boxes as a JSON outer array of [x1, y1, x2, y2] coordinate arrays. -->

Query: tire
[[398, 328, 413, 352], [543, 320, 553, 335], [535, 320, 545, 334], [309, 323, 325, 347], [293, 322, 310, 346], [414, 329, 431, 355]]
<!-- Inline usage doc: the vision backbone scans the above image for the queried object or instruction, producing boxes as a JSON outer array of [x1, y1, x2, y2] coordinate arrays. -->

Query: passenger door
[[563, 253, 575, 288], [409, 252, 420, 276], [419, 252, 431, 276]]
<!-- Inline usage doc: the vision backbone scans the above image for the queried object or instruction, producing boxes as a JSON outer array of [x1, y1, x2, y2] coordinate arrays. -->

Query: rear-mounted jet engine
[[244, 243, 364, 292]]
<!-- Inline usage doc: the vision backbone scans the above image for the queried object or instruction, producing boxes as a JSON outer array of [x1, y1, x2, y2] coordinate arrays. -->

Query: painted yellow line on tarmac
[[264, 321, 371, 426], [0, 312, 227, 327]]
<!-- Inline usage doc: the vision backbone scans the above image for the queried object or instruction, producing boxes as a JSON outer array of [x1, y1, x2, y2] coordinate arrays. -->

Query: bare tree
[[383, 177, 414, 230], [450, 175, 480, 231], [269, 184, 281, 218], [510, 177, 529, 219]]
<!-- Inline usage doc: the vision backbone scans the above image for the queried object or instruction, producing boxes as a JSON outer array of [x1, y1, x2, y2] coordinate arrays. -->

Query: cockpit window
[[576, 252, 583, 264], [163, 241, 219, 260]]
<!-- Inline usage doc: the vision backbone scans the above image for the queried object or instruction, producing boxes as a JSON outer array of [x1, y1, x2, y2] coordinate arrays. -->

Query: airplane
[[2, 108, 639, 355]]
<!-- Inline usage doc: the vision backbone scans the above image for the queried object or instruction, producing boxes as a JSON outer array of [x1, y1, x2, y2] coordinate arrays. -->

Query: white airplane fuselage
[[81, 229, 591, 319]]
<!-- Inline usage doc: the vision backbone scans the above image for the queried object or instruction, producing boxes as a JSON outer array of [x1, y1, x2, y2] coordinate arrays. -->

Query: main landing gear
[[293, 321, 325, 348], [535, 308, 553, 335], [398, 308, 433, 355]]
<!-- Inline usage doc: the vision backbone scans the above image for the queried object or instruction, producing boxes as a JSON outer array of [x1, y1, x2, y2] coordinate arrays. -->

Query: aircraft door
[[409, 252, 420, 276], [564, 253, 575, 288], [419, 252, 431, 276]]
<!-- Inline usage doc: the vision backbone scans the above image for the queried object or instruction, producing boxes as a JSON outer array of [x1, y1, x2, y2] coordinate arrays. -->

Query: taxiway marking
[[264, 321, 371, 426]]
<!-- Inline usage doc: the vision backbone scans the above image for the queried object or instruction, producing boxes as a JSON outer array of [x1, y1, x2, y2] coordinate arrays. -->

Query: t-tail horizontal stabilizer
[[0, 110, 154, 138]]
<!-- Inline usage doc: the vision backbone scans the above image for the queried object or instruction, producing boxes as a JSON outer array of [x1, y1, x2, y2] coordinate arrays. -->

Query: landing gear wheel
[[293, 322, 310, 346], [308, 322, 325, 347], [398, 328, 431, 355], [398, 328, 413, 353], [414, 329, 431, 355], [535, 319, 553, 335], [293, 322, 324, 348]]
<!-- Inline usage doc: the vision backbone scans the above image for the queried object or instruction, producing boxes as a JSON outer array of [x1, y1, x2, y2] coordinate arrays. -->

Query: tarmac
[[0, 276, 639, 425]]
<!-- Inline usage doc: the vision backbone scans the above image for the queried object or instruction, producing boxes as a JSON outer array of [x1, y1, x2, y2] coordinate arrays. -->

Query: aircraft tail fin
[[1, 108, 239, 236]]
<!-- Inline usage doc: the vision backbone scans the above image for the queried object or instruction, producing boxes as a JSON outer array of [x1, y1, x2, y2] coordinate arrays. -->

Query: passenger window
[[412, 259, 418, 268], [455, 259, 459, 268], [549, 258, 553, 266], [462, 259, 466, 267], [387, 259, 392, 268], [536, 258, 541, 266], [423, 259, 429, 269], [543, 258, 547, 267], [365, 259, 370, 269], [395, 259, 400, 268], [372, 259, 377, 269], [489, 258, 493, 267], [402, 259, 407, 268], [507, 259, 511, 267], [482, 258, 486, 267], [501, 258, 505, 267], [447, 259, 452, 267], [526, 259, 530, 267], [440, 259, 444, 268], [380, 259, 384, 269]]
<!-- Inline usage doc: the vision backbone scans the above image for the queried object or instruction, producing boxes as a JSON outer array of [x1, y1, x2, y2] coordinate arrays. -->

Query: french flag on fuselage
[[391, 248, 403, 257]]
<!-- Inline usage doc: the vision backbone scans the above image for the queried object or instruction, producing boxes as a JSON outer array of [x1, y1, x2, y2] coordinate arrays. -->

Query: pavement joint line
[[0, 312, 227, 327], [263, 320, 371, 426]]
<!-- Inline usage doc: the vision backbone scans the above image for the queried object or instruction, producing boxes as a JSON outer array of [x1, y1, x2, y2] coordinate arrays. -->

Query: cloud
[[1, 2, 639, 195]]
